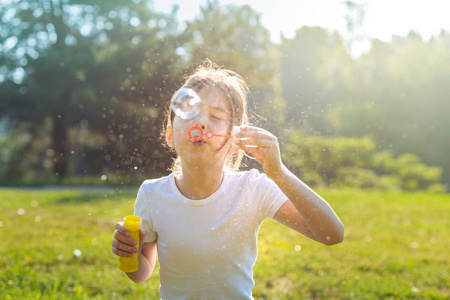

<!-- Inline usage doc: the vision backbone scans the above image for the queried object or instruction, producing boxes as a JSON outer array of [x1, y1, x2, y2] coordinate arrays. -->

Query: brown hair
[[167, 60, 249, 171]]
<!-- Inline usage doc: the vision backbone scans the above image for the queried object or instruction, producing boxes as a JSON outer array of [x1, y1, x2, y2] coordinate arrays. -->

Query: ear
[[166, 125, 174, 147]]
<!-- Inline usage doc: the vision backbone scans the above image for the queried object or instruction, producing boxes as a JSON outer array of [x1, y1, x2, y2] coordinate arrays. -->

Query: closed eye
[[208, 105, 229, 121]]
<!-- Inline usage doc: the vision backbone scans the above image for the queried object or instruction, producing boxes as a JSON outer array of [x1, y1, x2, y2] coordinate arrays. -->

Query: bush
[[283, 132, 446, 192]]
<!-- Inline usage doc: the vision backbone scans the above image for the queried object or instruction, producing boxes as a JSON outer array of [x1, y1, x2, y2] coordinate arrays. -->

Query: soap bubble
[[171, 88, 201, 119]]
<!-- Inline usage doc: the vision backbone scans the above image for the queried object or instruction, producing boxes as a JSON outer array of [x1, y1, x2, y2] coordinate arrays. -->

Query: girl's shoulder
[[138, 173, 174, 192]]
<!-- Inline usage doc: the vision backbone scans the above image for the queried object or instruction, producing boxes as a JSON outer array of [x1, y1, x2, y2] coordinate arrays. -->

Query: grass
[[0, 186, 448, 299]]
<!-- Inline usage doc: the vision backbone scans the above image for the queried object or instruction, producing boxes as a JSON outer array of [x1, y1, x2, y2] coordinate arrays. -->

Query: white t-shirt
[[134, 169, 288, 300]]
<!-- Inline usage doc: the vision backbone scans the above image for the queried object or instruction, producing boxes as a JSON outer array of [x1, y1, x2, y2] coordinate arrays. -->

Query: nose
[[193, 111, 207, 130]]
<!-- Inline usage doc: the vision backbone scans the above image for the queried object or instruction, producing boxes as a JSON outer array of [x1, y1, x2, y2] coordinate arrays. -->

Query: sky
[[152, 0, 450, 56]]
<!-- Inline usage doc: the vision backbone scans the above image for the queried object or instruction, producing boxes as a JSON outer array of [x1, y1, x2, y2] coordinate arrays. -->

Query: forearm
[[271, 164, 344, 244], [126, 251, 155, 284]]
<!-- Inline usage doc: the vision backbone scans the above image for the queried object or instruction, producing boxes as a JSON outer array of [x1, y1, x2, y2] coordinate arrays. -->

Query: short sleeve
[[134, 181, 158, 243], [247, 169, 288, 221]]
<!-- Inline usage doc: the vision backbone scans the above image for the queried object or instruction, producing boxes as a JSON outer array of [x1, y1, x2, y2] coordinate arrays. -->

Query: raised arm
[[235, 126, 344, 245], [270, 166, 344, 245]]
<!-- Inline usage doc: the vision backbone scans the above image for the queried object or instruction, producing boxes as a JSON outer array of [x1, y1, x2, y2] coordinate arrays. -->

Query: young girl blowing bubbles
[[112, 61, 344, 299]]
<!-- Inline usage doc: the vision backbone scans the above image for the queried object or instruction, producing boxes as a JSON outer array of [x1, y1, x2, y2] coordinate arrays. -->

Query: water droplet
[[80, 119, 89, 129]]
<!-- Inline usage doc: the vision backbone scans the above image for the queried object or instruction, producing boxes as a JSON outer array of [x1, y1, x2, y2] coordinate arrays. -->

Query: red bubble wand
[[188, 126, 232, 142]]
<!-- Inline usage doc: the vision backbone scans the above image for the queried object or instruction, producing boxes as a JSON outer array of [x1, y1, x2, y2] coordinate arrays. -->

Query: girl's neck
[[175, 164, 225, 200]]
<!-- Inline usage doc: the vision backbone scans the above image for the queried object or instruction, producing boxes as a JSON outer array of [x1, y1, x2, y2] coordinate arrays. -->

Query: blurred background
[[1, 0, 449, 192]]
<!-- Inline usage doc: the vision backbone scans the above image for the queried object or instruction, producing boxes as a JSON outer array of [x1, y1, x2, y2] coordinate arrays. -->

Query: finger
[[138, 231, 146, 250], [237, 138, 277, 149], [115, 222, 130, 237], [236, 129, 277, 143], [114, 229, 138, 246], [237, 125, 264, 132], [112, 237, 138, 255], [112, 245, 134, 257]]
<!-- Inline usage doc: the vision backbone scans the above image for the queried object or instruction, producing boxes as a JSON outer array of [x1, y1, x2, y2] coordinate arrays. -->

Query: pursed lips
[[191, 139, 206, 146]]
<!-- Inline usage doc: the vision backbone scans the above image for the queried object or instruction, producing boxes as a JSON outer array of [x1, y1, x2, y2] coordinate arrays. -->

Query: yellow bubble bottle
[[118, 215, 142, 272]]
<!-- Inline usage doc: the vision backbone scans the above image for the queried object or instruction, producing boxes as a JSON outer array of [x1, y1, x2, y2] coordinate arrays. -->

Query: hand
[[235, 126, 284, 177], [112, 222, 146, 257]]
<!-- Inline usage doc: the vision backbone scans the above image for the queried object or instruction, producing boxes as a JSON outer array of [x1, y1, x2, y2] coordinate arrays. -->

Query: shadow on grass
[[55, 193, 107, 204], [54, 187, 137, 205]]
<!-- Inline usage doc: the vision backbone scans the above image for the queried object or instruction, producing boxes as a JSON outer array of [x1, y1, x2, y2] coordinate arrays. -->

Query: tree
[[181, 0, 284, 132], [280, 27, 350, 135], [0, 0, 184, 180], [341, 0, 370, 58], [330, 32, 450, 186]]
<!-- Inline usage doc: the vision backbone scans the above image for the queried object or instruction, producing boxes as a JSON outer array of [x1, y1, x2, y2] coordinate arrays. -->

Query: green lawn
[[0, 187, 448, 299]]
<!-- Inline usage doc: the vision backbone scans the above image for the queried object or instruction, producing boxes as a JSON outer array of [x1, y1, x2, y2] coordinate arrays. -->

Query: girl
[[112, 61, 344, 299]]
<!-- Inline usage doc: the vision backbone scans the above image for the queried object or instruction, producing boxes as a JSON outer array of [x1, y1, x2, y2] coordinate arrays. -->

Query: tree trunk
[[52, 112, 69, 179]]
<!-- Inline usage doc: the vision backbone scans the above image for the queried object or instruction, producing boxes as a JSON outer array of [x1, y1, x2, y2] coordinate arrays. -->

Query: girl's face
[[171, 87, 232, 167]]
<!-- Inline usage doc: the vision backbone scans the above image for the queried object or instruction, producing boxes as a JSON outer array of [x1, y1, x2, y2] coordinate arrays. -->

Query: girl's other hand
[[112, 222, 145, 257]]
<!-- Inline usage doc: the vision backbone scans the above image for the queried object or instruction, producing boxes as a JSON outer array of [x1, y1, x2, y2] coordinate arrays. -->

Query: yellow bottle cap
[[123, 215, 142, 231]]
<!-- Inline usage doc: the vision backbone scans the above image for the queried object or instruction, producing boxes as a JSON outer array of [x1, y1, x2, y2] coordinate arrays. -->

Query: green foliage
[[0, 0, 284, 181], [183, 0, 284, 130], [283, 132, 446, 192], [330, 32, 450, 185], [0, 0, 185, 180], [1, 0, 450, 189], [280, 26, 350, 135], [0, 188, 448, 299]]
